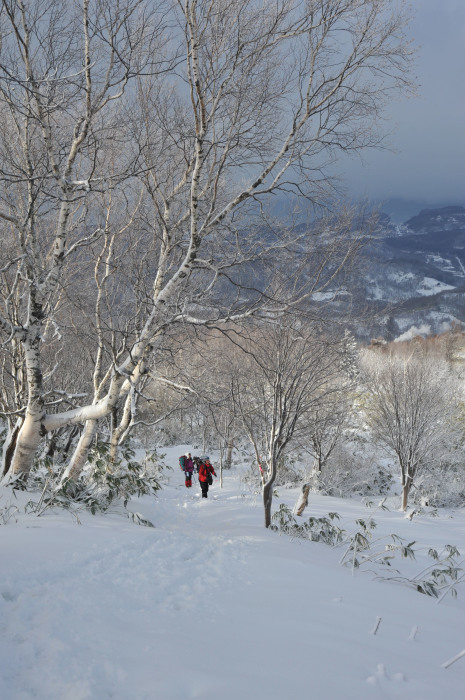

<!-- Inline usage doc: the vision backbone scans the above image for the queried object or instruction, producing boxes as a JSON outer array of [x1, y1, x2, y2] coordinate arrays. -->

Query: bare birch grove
[[0, 0, 414, 485]]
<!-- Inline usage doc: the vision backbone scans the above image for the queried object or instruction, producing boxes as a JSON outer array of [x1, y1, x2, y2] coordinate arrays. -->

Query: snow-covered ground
[[416, 277, 456, 296], [1, 446, 464, 700]]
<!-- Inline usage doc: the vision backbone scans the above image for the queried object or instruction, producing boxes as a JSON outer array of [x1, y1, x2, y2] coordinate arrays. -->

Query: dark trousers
[[185, 471, 193, 487], [200, 480, 209, 498]]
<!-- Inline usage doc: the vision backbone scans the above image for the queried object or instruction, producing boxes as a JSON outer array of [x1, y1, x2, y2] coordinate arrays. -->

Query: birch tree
[[234, 323, 351, 527], [0, 0, 414, 485], [0, 0, 169, 480]]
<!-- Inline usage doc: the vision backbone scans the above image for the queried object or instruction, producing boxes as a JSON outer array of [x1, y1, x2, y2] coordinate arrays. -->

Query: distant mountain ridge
[[380, 198, 465, 225], [226, 203, 465, 341], [348, 205, 465, 340], [403, 205, 465, 234]]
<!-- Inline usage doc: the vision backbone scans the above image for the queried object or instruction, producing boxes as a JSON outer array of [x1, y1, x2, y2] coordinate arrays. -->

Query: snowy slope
[[1, 447, 464, 700]]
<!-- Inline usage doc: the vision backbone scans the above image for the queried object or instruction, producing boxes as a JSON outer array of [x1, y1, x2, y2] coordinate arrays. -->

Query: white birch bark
[[0, 0, 161, 481]]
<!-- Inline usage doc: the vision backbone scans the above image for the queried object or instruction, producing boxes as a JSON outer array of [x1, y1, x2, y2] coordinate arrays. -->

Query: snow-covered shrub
[[68, 444, 163, 509], [0, 493, 19, 525], [23, 442, 165, 518], [273, 503, 463, 600], [271, 503, 345, 545], [308, 442, 395, 498], [339, 521, 462, 598], [411, 459, 465, 509]]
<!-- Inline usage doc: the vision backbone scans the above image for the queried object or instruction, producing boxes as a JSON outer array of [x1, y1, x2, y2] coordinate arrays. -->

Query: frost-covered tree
[[234, 322, 353, 527], [0, 0, 169, 481], [304, 332, 359, 475], [0, 0, 414, 486], [362, 349, 458, 511]]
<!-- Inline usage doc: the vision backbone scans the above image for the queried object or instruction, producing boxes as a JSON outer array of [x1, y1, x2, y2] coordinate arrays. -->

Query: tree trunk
[[109, 392, 133, 464], [219, 446, 223, 489], [6, 336, 45, 481], [45, 431, 60, 459], [7, 410, 43, 481], [401, 480, 412, 511], [225, 439, 234, 469], [400, 464, 413, 511], [62, 426, 79, 459], [202, 423, 207, 454], [61, 419, 98, 483], [263, 472, 277, 528], [110, 406, 118, 440], [295, 483, 311, 517], [1, 419, 22, 479]]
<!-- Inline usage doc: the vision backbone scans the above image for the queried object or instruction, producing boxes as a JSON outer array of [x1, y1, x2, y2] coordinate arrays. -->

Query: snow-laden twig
[[371, 616, 382, 635], [437, 569, 465, 605], [442, 649, 465, 669]]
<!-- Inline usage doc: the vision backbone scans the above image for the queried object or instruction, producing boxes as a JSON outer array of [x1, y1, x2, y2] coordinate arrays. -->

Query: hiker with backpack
[[193, 456, 203, 473], [198, 457, 216, 498], [179, 452, 195, 488]]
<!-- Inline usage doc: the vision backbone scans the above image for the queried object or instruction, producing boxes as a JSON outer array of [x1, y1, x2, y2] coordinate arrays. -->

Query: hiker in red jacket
[[198, 457, 216, 498]]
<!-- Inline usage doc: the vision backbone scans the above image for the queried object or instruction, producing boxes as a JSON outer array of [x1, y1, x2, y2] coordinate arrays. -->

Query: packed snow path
[[1, 461, 464, 699]]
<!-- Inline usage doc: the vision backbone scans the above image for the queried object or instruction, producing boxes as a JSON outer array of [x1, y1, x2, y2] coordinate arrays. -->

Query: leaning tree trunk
[[1, 419, 22, 479], [62, 419, 98, 483], [61, 426, 79, 459], [109, 391, 133, 464]]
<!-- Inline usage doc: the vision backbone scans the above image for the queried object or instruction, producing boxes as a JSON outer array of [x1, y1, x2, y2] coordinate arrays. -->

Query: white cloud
[[395, 324, 431, 342]]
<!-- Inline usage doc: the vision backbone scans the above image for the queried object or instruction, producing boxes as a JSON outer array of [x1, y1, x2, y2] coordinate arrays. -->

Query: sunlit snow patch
[[416, 277, 455, 296]]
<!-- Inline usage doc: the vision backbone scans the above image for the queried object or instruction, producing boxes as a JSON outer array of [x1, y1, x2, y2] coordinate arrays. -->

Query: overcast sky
[[342, 0, 465, 206]]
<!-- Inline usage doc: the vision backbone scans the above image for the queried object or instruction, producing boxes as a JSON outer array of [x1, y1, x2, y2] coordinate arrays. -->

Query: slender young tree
[[362, 349, 457, 511], [234, 322, 351, 527]]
